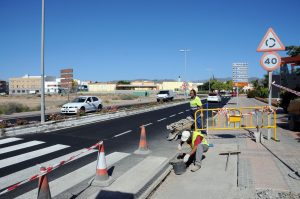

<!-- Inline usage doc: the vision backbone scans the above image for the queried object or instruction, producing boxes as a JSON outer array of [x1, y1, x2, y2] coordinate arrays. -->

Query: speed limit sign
[[260, 52, 281, 71]]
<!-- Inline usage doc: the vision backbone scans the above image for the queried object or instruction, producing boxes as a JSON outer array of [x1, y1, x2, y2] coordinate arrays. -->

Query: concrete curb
[[1, 101, 188, 137], [136, 153, 178, 199], [139, 165, 172, 199]]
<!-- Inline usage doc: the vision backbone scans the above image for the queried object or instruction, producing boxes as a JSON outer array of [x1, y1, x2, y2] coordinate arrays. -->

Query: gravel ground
[[256, 189, 300, 199]]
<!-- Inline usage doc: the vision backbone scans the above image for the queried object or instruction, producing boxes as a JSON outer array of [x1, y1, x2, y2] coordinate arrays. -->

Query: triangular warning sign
[[257, 28, 285, 52]]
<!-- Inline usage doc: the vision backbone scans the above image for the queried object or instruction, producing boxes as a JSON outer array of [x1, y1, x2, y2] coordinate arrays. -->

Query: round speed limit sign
[[260, 52, 281, 71]]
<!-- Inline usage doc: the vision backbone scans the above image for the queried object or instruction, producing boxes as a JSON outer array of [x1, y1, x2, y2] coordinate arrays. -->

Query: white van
[[156, 90, 175, 102]]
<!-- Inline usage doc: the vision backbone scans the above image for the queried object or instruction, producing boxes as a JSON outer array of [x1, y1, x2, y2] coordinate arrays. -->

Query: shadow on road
[[96, 190, 134, 199]]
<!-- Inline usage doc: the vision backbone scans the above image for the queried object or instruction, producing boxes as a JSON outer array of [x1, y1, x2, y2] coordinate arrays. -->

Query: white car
[[61, 96, 102, 114], [156, 90, 175, 102], [207, 93, 221, 103]]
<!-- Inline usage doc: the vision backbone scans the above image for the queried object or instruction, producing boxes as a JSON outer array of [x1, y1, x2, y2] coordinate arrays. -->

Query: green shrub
[[247, 90, 258, 98], [119, 94, 139, 100], [258, 87, 268, 98], [0, 120, 7, 128], [16, 118, 29, 125], [0, 103, 31, 115]]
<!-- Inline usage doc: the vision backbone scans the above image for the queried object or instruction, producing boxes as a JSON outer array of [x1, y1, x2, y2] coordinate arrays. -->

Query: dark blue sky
[[1, 0, 299, 82]]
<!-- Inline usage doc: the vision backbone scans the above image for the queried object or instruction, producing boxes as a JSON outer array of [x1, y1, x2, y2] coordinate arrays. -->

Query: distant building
[[116, 81, 158, 90], [0, 80, 8, 94], [88, 83, 117, 92], [232, 63, 248, 83], [45, 79, 61, 94], [9, 75, 56, 95], [160, 81, 199, 92], [60, 69, 73, 92]]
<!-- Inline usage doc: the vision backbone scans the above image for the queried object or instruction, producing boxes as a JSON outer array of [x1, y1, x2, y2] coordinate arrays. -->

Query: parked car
[[61, 96, 102, 114], [219, 91, 231, 97], [231, 92, 237, 97], [156, 90, 175, 102], [207, 93, 221, 103]]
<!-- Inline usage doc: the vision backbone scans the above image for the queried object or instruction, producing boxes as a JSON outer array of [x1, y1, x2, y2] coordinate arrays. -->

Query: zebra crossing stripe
[[16, 152, 130, 199], [0, 144, 69, 169], [0, 141, 45, 155], [0, 148, 97, 190], [0, 137, 23, 145]]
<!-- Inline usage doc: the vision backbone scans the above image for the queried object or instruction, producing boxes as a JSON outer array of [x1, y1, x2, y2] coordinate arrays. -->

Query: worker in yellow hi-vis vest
[[189, 89, 205, 132], [178, 130, 209, 172]]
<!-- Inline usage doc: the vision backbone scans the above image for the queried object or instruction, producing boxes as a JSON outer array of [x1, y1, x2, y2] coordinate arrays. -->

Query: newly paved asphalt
[[0, 97, 230, 198]]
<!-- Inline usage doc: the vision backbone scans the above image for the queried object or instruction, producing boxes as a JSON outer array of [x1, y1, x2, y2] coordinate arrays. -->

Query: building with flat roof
[[9, 75, 56, 95]]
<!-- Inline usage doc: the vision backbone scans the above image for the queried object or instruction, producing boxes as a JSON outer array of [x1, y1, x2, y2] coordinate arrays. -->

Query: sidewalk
[[149, 97, 300, 199]]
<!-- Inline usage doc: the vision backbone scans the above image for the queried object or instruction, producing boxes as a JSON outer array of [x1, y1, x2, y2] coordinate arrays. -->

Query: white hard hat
[[181, 131, 191, 142]]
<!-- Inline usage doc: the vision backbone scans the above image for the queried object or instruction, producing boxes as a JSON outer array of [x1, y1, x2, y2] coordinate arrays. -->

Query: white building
[[45, 78, 61, 94], [232, 63, 248, 83]]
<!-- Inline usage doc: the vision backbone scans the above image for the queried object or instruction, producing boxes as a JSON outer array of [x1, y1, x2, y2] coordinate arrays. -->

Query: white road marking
[[143, 123, 153, 127], [178, 112, 184, 114], [157, 118, 166, 122], [0, 137, 23, 145], [0, 148, 97, 190], [0, 144, 69, 169], [169, 114, 176, 118], [0, 141, 45, 155], [185, 109, 189, 112], [113, 130, 132, 138], [16, 152, 130, 199]]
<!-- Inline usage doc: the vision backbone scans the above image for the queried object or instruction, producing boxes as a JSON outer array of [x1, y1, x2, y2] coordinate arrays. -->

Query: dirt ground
[[0, 93, 157, 111]]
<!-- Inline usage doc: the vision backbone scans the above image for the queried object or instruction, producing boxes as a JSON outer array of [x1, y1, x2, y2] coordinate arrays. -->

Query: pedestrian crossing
[[0, 136, 132, 198], [0, 144, 69, 169], [0, 140, 45, 155], [0, 135, 170, 199]]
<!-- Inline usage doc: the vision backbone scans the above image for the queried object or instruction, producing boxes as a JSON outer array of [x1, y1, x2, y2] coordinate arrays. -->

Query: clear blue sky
[[1, 0, 299, 82]]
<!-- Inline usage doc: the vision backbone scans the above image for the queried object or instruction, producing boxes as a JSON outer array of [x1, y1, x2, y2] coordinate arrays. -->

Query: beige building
[[87, 80, 201, 93], [9, 75, 56, 95], [160, 81, 199, 92], [88, 83, 116, 92], [117, 81, 158, 90]]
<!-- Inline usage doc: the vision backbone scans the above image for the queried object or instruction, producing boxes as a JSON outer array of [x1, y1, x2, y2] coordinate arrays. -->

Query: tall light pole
[[179, 49, 190, 100], [40, 0, 45, 123]]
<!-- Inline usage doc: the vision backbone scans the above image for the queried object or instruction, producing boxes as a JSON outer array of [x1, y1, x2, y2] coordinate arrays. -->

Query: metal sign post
[[257, 27, 285, 141], [268, 71, 272, 139]]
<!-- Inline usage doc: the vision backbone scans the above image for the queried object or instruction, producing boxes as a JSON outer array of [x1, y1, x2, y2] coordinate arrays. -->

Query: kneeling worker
[[178, 130, 209, 172]]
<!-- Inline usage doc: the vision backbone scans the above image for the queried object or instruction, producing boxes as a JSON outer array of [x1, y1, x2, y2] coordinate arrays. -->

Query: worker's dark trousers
[[190, 110, 203, 130], [194, 144, 209, 166]]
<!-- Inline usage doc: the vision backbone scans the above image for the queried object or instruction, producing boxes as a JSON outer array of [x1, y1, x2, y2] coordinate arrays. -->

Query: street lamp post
[[40, 0, 45, 123], [179, 49, 190, 100]]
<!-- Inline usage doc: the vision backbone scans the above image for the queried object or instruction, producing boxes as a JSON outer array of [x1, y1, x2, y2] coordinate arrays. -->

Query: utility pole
[[179, 49, 191, 100], [40, 0, 45, 123]]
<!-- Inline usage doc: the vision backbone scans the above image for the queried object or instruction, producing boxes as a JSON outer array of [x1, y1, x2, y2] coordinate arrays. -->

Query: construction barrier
[[272, 82, 300, 96], [194, 106, 277, 140], [0, 141, 102, 196]]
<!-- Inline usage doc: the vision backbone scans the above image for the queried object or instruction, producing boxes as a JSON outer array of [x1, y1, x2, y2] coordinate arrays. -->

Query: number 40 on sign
[[260, 51, 281, 71]]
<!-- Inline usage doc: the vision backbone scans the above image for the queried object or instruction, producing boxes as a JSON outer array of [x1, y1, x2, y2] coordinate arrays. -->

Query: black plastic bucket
[[171, 160, 186, 175]]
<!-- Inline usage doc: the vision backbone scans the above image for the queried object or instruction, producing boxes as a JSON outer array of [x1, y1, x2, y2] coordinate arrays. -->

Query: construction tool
[[219, 150, 241, 171]]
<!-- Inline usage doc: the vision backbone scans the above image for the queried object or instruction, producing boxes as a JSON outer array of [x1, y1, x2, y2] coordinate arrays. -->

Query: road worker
[[178, 130, 209, 172], [189, 89, 205, 132]]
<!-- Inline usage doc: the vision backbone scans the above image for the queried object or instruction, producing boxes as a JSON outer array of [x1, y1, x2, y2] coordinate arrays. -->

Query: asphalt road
[[0, 97, 230, 198]]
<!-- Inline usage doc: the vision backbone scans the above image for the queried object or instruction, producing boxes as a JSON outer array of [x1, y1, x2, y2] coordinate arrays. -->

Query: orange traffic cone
[[91, 142, 114, 186], [134, 125, 151, 155], [37, 167, 51, 199]]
